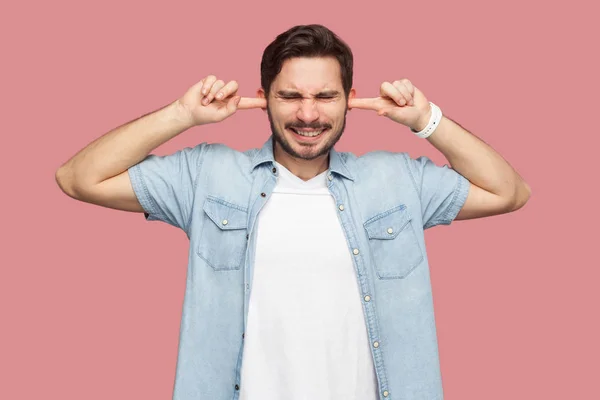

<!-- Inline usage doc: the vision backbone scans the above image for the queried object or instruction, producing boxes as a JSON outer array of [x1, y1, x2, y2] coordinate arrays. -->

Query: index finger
[[348, 98, 379, 110], [238, 97, 267, 110]]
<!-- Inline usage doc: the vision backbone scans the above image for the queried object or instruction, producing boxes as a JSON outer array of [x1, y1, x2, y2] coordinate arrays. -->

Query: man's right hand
[[178, 75, 267, 126], [56, 74, 268, 215]]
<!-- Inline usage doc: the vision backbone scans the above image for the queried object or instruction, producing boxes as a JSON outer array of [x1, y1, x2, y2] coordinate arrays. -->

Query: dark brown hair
[[260, 24, 354, 98]]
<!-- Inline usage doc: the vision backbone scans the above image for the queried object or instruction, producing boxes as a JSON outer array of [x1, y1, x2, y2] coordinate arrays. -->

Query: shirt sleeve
[[127, 142, 208, 233], [402, 153, 470, 229]]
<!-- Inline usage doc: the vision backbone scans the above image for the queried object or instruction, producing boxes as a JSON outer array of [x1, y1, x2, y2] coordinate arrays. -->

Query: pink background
[[1, 0, 598, 399]]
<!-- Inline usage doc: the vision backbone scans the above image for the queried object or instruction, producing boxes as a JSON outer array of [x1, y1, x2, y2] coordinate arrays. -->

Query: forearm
[[425, 116, 530, 203], [57, 100, 193, 189]]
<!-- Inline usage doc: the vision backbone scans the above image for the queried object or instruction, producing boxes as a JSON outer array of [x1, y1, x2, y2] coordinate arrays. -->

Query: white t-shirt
[[239, 162, 378, 400]]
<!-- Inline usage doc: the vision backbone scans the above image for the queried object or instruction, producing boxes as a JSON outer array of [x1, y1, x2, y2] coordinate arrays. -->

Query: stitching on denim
[[402, 152, 422, 199], [197, 251, 241, 271], [334, 151, 353, 180], [438, 172, 466, 225], [363, 204, 407, 225], [206, 195, 249, 212], [134, 163, 167, 222], [184, 144, 207, 233]]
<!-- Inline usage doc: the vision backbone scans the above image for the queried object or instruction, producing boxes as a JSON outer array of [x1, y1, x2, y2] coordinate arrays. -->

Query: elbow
[[55, 166, 80, 199], [509, 181, 532, 211]]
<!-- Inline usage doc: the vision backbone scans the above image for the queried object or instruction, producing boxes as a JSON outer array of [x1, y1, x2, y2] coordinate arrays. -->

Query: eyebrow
[[276, 90, 341, 98]]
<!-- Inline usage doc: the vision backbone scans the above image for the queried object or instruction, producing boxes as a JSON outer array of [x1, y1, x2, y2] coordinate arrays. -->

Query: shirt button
[[261, 192, 266, 197], [222, 219, 228, 225], [364, 295, 371, 302], [272, 167, 277, 173], [383, 390, 389, 397], [235, 384, 240, 390], [328, 174, 333, 181], [353, 248, 359, 255], [338, 204, 345, 211], [387, 228, 393, 234], [373, 341, 380, 348]]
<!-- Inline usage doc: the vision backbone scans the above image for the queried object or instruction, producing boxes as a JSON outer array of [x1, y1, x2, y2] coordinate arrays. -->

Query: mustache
[[285, 122, 332, 130]]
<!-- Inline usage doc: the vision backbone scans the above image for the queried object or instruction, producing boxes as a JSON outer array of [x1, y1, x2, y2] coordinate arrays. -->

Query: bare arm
[[55, 100, 194, 211], [55, 76, 266, 212], [423, 115, 531, 220], [349, 79, 531, 220]]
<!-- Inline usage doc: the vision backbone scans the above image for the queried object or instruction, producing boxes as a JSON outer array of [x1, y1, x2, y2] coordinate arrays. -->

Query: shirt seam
[[442, 172, 469, 221], [401, 152, 422, 199], [427, 173, 469, 228], [130, 163, 168, 221], [185, 145, 207, 233]]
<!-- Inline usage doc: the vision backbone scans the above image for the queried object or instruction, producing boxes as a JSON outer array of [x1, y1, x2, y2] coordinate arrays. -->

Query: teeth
[[293, 129, 324, 137]]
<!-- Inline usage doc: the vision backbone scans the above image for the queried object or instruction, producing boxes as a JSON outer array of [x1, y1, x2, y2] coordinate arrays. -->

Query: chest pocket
[[197, 197, 248, 271], [364, 205, 424, 279]]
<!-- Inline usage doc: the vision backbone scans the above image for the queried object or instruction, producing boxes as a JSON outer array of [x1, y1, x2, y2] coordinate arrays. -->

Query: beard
[[267, 106, 347, 160]]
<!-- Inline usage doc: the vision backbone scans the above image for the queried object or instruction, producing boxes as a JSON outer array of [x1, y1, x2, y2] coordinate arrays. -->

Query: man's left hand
[[348, 79, 432, 132]]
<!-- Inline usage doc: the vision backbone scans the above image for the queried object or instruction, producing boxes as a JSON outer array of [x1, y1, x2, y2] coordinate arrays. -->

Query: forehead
[[272, 56, 343, 93]]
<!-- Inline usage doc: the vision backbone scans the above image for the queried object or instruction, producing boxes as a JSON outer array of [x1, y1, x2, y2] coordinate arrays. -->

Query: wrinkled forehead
[[271, 56, 343, 94]]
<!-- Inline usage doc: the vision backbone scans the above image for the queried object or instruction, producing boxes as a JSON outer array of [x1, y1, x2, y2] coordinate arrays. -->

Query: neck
[[274, 142, 329, 181]]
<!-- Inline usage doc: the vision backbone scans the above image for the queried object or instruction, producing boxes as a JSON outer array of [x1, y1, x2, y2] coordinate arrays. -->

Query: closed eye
[[276, 91, 341, 101]]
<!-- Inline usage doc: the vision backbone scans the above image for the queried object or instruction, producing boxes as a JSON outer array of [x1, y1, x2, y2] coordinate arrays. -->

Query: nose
[[296, 98, 320, 123]]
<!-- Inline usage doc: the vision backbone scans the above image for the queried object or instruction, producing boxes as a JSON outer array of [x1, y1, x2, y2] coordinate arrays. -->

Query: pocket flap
[[364, 205, 412, 240], [203, 197, 248, 230]]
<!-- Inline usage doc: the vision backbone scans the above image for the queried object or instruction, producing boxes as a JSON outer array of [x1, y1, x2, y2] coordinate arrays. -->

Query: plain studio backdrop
[[1, 0, 597, 399]]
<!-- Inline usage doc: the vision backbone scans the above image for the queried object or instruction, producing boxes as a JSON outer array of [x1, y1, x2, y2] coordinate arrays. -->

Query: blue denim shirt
[[128, 135, 470, 400]]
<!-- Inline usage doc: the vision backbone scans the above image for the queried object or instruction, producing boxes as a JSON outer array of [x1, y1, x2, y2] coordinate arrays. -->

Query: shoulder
[[354, 150, 452, 179], [342, 149, 413, 173], [356, 149, 409, 163], [197, 142, 261, 165]]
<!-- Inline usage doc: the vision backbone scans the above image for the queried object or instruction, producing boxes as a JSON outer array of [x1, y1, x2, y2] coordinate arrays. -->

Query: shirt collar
[[251, 135, 354, 181]]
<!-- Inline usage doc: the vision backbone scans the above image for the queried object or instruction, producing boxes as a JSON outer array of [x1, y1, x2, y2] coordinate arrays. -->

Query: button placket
[[329, 181, 389, 393]]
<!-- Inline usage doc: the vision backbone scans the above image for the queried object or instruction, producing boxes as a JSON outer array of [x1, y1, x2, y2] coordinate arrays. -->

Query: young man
[[56, 24, 531, 400]]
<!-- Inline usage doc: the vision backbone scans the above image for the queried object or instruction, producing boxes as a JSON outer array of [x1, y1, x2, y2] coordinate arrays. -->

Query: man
[[56, 24, 531, 400]]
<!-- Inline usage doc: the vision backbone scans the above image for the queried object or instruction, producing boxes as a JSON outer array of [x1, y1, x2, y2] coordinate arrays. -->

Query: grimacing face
[[259, 57, 355, 161]]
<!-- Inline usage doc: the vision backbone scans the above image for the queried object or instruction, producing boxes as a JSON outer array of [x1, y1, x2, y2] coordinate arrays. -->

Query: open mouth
[[288, 127, 329, 140]]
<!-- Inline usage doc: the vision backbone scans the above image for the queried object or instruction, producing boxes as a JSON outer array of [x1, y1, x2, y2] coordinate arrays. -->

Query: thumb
[[226, 95, 241, 115]]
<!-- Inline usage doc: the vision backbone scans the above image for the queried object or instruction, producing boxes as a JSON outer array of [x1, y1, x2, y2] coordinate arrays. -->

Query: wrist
[[410, 102, 442, 139], [173, 99, 198, 128], [410, 106, 432, 132]]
